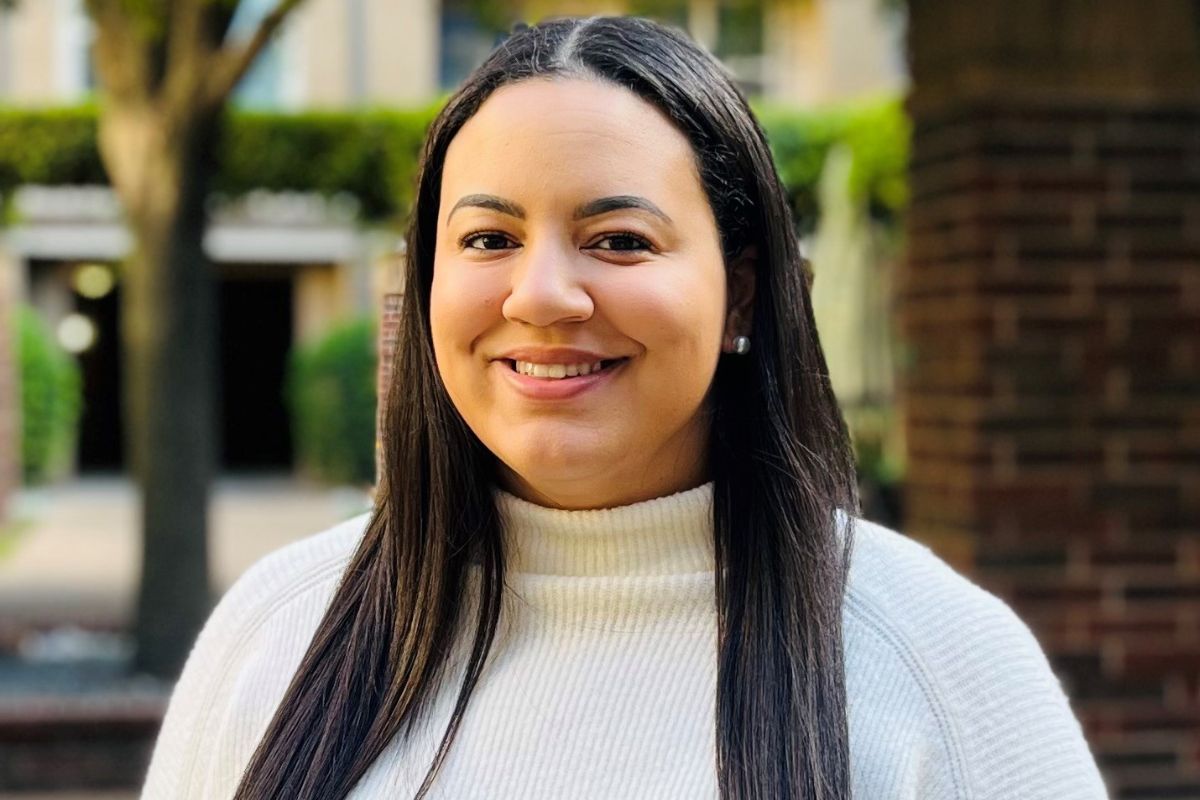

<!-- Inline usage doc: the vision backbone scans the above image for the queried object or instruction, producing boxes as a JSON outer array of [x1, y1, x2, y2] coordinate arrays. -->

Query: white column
[[687, 0, 719, 53], [364, 0, 440, 103]]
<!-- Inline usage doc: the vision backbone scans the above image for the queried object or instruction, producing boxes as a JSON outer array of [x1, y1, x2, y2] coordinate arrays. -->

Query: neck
[[495, 458, 711, 512], [492, 480, 715, 577]]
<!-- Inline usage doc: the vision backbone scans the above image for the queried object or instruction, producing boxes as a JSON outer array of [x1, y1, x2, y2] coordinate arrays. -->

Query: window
[[439, 0, 504, 92], [229, 0, 286, 109], [56, 0, 93, 100]]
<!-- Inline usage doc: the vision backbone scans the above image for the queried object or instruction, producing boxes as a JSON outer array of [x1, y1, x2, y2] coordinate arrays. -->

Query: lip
[[495, 357, 628, 401]]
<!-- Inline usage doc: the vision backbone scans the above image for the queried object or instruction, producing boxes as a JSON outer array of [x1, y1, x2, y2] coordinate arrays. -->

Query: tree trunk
[[108, 107, 222, 679]]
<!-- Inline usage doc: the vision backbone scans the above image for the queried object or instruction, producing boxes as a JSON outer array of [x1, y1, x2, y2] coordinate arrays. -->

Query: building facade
[[0, 0, 905, 108], [0, 0, 906, 482]]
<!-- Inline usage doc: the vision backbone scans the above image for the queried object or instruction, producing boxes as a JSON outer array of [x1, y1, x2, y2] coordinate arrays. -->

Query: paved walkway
[[0, 473, 374, 627]]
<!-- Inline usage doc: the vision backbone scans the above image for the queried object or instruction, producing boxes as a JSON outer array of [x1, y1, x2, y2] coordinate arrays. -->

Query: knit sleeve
[[843, 518, 1112, 800], [137, 556, 276, 800], [932, 590, 1111, 800], [137, 511, 371, 800]]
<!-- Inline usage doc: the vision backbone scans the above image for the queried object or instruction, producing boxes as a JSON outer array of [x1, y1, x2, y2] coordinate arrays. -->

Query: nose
[[501, 237, 594, 327]]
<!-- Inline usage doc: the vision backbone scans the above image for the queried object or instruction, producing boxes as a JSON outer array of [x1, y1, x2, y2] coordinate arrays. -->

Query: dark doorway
[[217, 270, 294, 472], [73, 267, 124, 472], [61, 262, 295, 474]]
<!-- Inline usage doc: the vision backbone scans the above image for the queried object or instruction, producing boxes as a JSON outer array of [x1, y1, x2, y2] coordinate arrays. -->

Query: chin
[[500, 437, 616, 484]]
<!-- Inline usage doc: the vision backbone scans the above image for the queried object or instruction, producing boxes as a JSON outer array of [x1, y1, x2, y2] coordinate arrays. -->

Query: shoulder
[[213, 509, 373, 629], [189, 508, 376, 720], [839, 514, 1109, 800], [841, 513, 1025, 648], [140, 510, 374, 799], [187, 509, 373, 666]]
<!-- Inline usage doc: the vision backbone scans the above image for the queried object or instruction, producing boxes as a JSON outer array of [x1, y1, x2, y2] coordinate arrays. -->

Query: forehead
[[440, 78, 704, 216]]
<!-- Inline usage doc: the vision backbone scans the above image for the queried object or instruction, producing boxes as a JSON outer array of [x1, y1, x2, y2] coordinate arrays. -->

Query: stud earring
[[732, 335, 751, 355]]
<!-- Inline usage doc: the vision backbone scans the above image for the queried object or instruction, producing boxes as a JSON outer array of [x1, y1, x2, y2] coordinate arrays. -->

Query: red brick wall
[[375, 244, 406, 487], [376, 291, 402, 485], [903, 2, 1200, 797], [0, 706, 162, 791]]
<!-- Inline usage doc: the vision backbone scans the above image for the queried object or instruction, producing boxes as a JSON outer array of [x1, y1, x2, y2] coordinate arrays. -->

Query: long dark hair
[[234, 15, 859, 800]]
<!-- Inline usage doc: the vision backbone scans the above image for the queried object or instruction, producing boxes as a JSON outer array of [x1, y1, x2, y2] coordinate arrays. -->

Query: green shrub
[[15, 306, 83, 484], [753, 95, 910, 234], [285, 317, 378, 486]]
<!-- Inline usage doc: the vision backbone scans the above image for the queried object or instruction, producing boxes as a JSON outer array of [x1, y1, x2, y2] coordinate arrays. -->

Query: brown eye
[[462, 232, 515, 250], [590, 233, 652, 252]]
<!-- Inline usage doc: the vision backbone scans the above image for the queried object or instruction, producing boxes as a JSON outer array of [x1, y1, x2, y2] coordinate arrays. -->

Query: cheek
[[430, 262, 501, 362], [429, 263, 504, 427], [606, 269, 725, 393]]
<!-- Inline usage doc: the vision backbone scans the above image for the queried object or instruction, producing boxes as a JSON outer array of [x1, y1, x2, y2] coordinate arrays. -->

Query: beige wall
[[821, 0, 905, 100], [291, 0, 353, 107], [0, 0, 441, 109], [363, 0, 439, 105], [0, 0, 905, 108], [293, 263, 354, 345], [0, 2, 61, 104], [765, 0, 906, 105], [290, 0, 440, 107]]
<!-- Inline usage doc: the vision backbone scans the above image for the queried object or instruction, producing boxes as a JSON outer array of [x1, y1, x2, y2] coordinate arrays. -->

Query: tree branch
[[160, 0, 222, 119], [83, 0, 154, 105], [204, 0, 304, 107]]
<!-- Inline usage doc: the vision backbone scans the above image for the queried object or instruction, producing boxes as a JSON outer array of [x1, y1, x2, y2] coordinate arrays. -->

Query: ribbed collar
[[492, 481, 716, 577]]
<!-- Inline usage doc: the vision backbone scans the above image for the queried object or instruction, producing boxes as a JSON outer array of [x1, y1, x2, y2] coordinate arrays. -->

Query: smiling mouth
[[501, 357, 628, 381]]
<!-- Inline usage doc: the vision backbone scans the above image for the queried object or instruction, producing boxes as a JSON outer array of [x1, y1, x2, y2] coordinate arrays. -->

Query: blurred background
[[0, 1, 1196, 798]]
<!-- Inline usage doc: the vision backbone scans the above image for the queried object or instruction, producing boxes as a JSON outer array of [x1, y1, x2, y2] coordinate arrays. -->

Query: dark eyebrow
[[446, 193, 672, 224], [448, 194, 526, 221], [572, 195, 672, 224]]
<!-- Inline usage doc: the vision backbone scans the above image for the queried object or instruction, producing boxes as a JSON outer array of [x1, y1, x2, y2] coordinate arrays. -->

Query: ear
[[723, 245, 757, 350]]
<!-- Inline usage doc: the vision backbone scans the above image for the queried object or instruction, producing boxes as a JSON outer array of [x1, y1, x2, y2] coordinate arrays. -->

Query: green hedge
[[0, 107, 107, 189], [0, 97, 908, 228], [753, 95, 909, 232], [0, 103, 441, 224], [14, 306, 83, 484], [285, 317, 378, 486], [216, 105, 439, 220]]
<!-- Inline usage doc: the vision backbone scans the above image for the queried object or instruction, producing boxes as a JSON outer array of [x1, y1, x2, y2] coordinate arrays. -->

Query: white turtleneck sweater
[[139, 483, 1110, 799]]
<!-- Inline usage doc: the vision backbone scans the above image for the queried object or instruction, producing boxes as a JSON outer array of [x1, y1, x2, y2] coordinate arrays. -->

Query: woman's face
[[431, 77, 752, 510]]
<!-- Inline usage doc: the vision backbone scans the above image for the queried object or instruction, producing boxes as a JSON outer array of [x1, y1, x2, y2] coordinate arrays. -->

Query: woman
[[139, 15, 1108, 800]]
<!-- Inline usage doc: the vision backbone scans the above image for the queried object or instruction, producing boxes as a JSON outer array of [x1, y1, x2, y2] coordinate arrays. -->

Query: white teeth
[[512, 359, 619, 379]]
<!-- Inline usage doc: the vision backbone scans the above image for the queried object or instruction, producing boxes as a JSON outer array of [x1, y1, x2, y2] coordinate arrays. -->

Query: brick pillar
[[901, 1, 1200, 796], [0, 249, 19, 522], [373, 242, 406, 489]]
